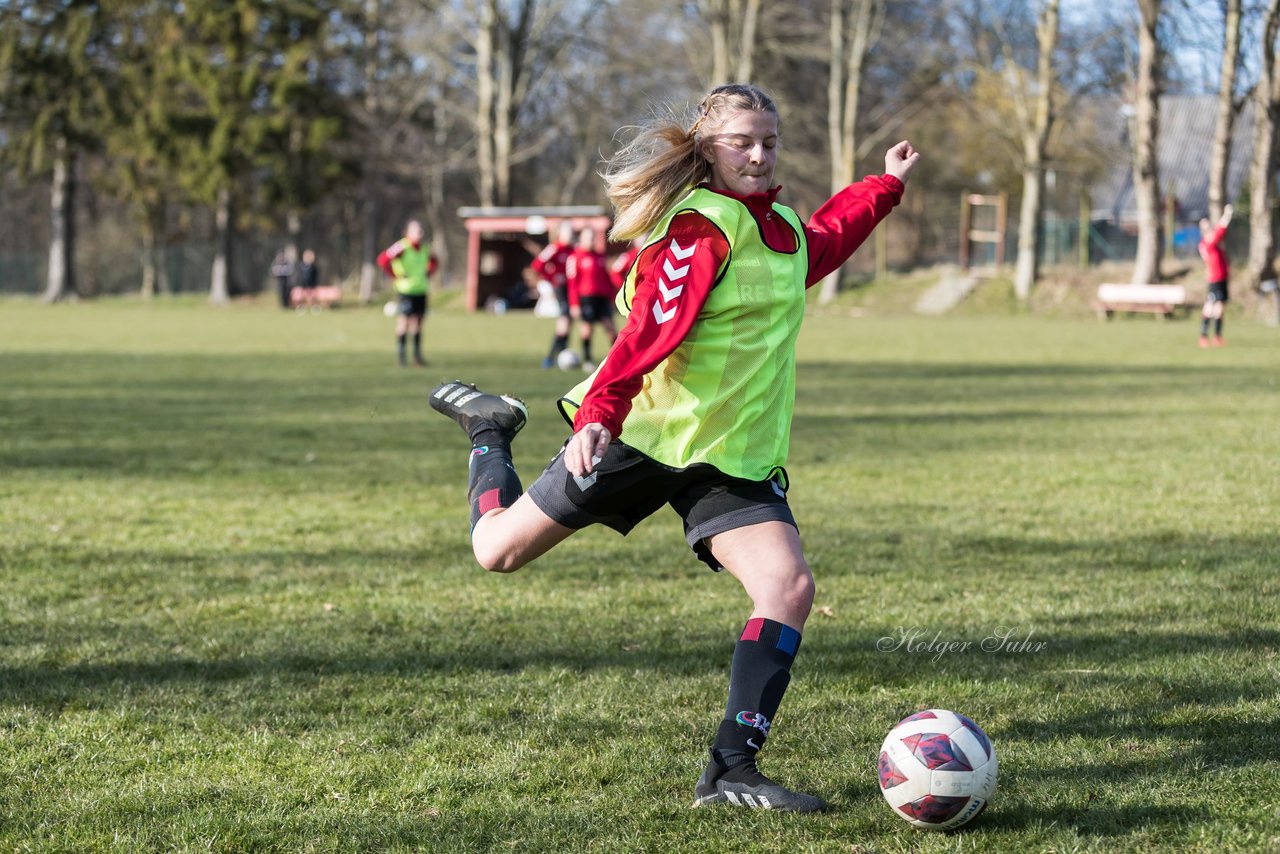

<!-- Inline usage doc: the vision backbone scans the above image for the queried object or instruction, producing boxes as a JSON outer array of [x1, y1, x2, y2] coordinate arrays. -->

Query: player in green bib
[[377, 219, 437, 366], [430, 84, 920, 812]]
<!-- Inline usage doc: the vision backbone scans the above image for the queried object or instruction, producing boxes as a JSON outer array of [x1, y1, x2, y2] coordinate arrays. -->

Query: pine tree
[[0, 1, 112, 302]]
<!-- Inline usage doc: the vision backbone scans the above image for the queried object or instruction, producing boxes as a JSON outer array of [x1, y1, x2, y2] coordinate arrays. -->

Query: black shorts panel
[[673, 481, 796, 568], [579, 296, 614, 323], [398, 293, 428, 316], [1206, 281, 1229, 303], [526, 440, 670, 533], [525, 441, 795, 569]]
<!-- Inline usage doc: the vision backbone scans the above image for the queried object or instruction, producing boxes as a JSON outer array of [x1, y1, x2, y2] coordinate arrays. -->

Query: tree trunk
[[709, 0, 729, 83], [1131, 0, 1163, 285], [476, 0, 497, 206], [494, 23, 514, 207], [360, 196, 381, 303], [1014, 167, 1044, 300], [359, 0, 382, 304], [1247, 0, 1280, 291], [140, 209, 158, 299], [1013, 0, 1059, 301], [286, 208, 302, 265], [734, 0, 761, 82], [706, 0, 759, 84], [42, 135, 76, 303], [1209, 0, 1242, 222], [819, 0, 879, 304], [210, 185, 232, 304]]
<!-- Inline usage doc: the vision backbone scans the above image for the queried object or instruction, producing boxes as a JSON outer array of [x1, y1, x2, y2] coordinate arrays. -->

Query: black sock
[[467, 440, 522, 530], [412, 332, 422, 361], [1200, 317, 1210, 337], [582, 339, 593, 362], [711, 618, 801, 769], [397, 334, 407, 364], [1215, 317, 1224, 336], [548, 334, 568, 359]]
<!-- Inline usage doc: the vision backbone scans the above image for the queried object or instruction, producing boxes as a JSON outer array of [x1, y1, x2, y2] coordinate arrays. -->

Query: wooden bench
[[1093, 284, 1191, 320], [290, 285, 343, 308]]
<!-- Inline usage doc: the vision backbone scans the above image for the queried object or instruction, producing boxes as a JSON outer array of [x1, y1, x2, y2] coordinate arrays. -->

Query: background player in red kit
[[565, 226, 619, 371], [608, 237, 643, 291], [531, 221, 576, 368], [1198, 204, 1233, 348]]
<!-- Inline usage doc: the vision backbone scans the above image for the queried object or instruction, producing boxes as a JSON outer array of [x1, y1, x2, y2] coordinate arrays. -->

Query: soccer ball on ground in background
[[382, 300, 398, 317], [556, 349, 582, 371], [877, 709, 997, 831]]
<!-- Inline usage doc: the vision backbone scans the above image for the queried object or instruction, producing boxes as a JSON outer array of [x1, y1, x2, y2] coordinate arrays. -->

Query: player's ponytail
[[602, 84, 779, 241]]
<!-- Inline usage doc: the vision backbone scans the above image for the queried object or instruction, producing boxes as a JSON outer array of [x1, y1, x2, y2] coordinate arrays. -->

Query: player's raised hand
[[885, 141, 921, 185]]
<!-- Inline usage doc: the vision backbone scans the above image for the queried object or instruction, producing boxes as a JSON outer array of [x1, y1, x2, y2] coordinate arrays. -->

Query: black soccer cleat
[[429, 380, 528, 443], [691, 759, 827, 813]]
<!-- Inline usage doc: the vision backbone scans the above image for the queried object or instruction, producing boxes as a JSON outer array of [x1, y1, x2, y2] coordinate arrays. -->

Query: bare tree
[[1247, 0, 1280, 292], [1011, 0, 1059, 301], [470, 0, 578, 206], [703, 0, 763, 83], [817, 0, 883, 304], [1130, 0, 1163, 285], [1209, 0, 1242, 223]]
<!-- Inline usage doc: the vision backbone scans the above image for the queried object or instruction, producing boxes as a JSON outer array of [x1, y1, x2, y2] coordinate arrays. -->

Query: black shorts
[[398, 293, 428, 316], [554, 286, 571, 318], [579, 296, 613, 323], [1206, 281, 1229, 303], [526, 441, 795, 570]]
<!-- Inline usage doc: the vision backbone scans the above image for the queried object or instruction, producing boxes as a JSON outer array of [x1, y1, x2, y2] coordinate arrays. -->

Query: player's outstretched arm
[[1220, 204, 1233, 228]]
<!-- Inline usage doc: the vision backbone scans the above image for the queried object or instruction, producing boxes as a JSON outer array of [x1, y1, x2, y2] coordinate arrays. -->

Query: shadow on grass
[[5, 352, 1272, 478]]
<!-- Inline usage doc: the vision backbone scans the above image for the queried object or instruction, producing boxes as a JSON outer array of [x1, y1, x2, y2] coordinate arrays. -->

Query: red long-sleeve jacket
[[566, 247, 617, 305], [531, 241, 572, 288], [608, 245, 641, 289], [574, 174, 904, 436], [1199, 225, 1229, 283]]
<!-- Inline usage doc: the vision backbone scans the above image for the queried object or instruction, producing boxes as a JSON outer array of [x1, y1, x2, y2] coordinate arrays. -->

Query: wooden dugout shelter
[[456, 206, 611, 312]]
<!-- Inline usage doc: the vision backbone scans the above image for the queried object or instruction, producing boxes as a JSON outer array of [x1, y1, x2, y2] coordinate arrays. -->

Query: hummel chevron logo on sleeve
[[651, 239, 693, 325], [662, 258, 689, 280], [669, 240, 696, 260], [658, 278, 683, 302]]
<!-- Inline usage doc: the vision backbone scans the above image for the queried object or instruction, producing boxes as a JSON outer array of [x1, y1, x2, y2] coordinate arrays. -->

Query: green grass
[[2, 295, 1279, 852]]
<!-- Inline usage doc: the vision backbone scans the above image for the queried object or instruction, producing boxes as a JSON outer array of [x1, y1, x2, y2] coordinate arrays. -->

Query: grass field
[[2, 295, 1278, 852]]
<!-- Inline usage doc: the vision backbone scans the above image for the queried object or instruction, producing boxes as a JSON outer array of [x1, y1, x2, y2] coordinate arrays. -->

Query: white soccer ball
[[556, 349, 582, 371], [382, 300, 397, 317], [877, 709, 997, 831]]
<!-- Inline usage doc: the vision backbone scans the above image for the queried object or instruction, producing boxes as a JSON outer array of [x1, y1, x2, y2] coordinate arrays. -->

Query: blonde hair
[[601, 84, 779, 241]]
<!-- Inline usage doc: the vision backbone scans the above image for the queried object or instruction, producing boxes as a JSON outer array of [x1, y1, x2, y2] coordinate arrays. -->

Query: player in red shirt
[[1198, 204, 1232, 348], [531, 221, 576, 367], [564, 226, 619, 371], [608, 238, 643, 291]]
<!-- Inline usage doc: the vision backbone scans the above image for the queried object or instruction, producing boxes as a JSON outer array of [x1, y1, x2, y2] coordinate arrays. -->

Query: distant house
[[1091, 94, 1254, 228]]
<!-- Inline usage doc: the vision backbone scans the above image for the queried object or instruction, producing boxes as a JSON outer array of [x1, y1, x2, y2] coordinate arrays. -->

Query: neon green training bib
[[391, 240, 431, 295], [560, 187, 808, 480]]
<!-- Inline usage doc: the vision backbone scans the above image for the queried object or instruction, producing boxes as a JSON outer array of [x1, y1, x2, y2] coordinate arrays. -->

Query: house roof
[[1091, 94, 1254, 225]]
